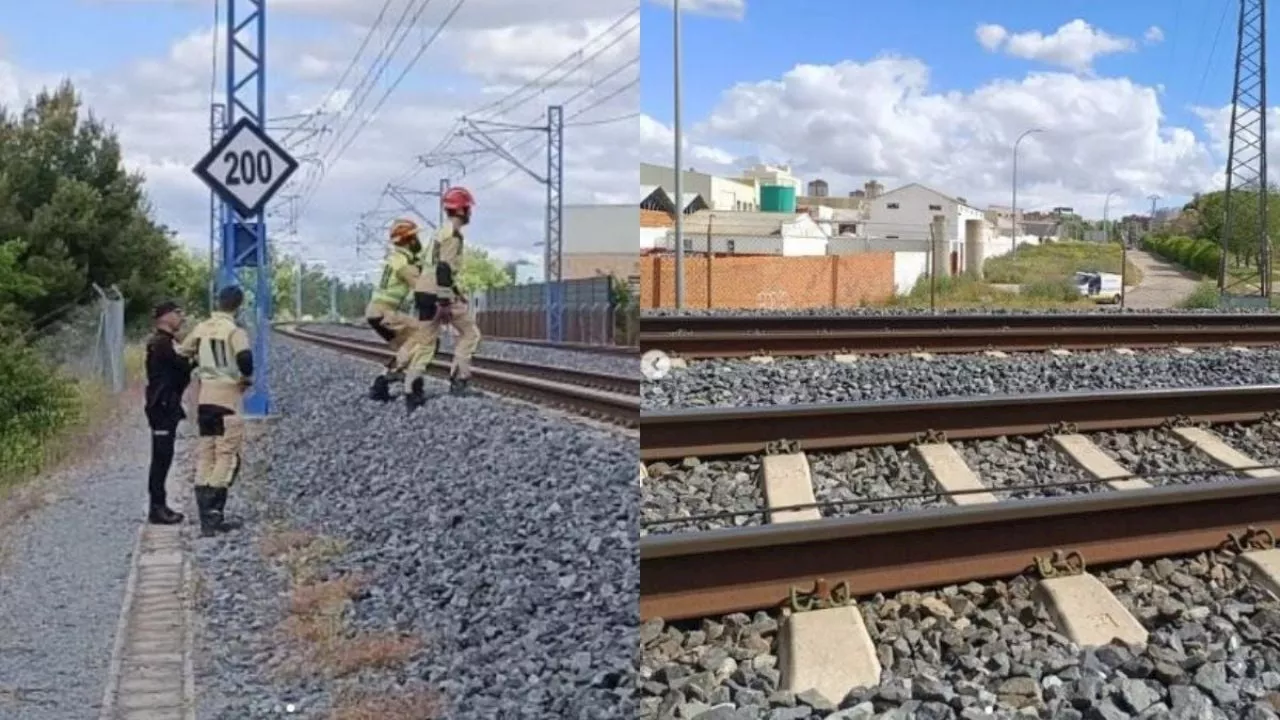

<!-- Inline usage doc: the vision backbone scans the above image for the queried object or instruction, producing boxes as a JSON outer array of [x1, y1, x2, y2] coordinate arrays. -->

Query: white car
[[1075, 271, 1123, 304]]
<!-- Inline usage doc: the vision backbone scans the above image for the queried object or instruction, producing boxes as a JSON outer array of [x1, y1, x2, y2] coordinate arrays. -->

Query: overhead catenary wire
[[298, 0, 467, 217], [281, 0, 396, 145]]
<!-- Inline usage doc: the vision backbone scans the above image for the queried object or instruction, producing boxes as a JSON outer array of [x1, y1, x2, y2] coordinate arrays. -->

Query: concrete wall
[[563, 253, 639, 281], [641, 253, 897, 309], [893, 251, 929, 294], [829, 237, 931, 254]]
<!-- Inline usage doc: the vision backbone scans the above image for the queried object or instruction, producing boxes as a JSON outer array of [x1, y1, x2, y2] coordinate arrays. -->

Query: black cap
[[153, 300, 182, 319]]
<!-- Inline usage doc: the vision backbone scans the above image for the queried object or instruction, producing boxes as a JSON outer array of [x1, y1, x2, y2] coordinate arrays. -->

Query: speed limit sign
[[194, 118, 299, 218]]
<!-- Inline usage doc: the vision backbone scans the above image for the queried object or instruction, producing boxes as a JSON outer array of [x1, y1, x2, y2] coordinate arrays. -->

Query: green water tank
[[760, 184, 796, 212]]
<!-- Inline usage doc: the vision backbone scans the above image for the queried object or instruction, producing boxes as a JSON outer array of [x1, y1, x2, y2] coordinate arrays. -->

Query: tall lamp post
[[1011, 128, 1044, 254], [672, 0, 685, 309]]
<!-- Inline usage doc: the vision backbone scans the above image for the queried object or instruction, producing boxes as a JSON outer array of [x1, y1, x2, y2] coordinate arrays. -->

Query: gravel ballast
[[308, 321, 637, 377], [643, 348, 1280, 410], [642, 457, 765, 536], [193, 338, 637, 719], [639, 552, 1280, 719], [0, 394, 162, 720]]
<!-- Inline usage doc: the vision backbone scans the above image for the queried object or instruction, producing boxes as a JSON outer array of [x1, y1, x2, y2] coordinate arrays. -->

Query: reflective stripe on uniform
[[371, 245, 420, 307]]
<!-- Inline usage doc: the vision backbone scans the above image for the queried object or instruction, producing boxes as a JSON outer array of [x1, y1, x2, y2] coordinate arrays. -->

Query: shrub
[[0, 340, 81, 484], [1143, 234, 1220, 277], [1021, 278, 1083, 302]]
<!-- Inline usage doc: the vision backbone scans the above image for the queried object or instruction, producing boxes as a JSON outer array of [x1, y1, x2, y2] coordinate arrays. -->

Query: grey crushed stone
[[1211, 423, 1280, 472], [642, 347, 1280, 410], [312, 321, 637, 377], [1089, 429, 1238, 487], [640, 553, 1280, 719], [0, 394, 163, 720], [642, 457, 764, 536], [958, 436, 1103, 499], [193, 337, 636, 719], [809, 446, 942, 517]]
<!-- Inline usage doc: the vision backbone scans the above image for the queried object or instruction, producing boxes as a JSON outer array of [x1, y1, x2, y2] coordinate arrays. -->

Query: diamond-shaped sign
[[194, 118, 299, 219]]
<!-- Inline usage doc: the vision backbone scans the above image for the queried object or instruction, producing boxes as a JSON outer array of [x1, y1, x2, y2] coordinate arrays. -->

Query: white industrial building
[[661, 209, 827, 256], [861, 183, 988, 275], [737, 163, 803, 194], [640, 163, 759, 211]]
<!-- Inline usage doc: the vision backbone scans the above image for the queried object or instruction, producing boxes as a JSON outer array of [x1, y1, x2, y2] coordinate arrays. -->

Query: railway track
[[278, 324, 638, 426], [639, 385, 1280, 621], [639, 312, 1280, 357]]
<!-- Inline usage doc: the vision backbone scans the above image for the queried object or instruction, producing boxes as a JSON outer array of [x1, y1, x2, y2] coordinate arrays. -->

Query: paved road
[[1122, 249, 1202, 309]]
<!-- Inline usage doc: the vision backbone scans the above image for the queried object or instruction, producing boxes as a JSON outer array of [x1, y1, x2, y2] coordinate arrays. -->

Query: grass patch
[[884, 275, 1095, 310], [1179, 281, 1222, 309], [259, 525, 430, 696], [984, 241, 1144, 286]]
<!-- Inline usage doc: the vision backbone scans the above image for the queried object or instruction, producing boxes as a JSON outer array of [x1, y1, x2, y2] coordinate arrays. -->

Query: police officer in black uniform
[[144, 301, 193, 525]]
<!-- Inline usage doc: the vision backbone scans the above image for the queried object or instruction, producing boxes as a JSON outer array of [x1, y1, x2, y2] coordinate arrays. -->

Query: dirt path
[[1123, 249, 1202, 309]]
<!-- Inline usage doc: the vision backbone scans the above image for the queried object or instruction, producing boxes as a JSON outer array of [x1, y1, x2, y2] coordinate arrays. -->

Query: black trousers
[[147, 419, 179, 507]]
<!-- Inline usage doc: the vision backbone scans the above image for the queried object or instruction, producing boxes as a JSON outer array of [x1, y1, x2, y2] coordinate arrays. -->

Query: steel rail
[[641, 312, 1280, 334], [640, 326, 1280, 357], [278, 325, 638, 426], [640, 478, 1280, 620], [293, 325, 637, 395], [639, 385, 1280, 461]]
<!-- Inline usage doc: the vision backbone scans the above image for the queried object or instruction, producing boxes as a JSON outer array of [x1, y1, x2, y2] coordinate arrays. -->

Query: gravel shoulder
[[193, 338, 637, 718], [0, 387, 175, 720]]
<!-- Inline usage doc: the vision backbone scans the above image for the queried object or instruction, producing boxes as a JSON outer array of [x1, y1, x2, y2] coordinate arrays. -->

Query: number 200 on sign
[[223, 150, 274, 186]]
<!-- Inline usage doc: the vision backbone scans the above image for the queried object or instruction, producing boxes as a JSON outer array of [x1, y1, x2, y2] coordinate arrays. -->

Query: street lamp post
[[1011, 128, 1044, 254]]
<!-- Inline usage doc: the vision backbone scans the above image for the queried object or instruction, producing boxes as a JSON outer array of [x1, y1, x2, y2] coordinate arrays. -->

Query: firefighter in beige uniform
[[410, 186, 482, 404], [364, 218, 433, 403], [179, 285, 252, 537]]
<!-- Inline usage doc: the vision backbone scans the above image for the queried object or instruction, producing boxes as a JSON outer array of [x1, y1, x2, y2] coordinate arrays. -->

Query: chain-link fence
[[25, 284, 127, 394]]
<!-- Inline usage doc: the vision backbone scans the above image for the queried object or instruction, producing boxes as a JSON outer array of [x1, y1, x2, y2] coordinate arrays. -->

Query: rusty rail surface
[[640, 385, 1280, 461], [640, 479, 1280, 620], [279, 325, 638, 426], [640, 313, 1280, 357]]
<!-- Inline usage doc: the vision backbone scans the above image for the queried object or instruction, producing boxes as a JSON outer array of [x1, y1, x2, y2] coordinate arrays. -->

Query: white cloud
[[1144, 25, 1165, 45], [0, 5, 636, 279], [976, 19, 1137, 74], [975, 24, 1008, 52], [644, 55, 1243, 220], [645, 0, 745, 21]]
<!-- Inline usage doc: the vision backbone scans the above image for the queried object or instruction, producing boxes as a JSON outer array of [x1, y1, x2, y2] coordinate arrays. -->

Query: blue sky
[[638, 0, 1252, 216], [0, 0, 639, 270], [642, 1, 1237, 130]]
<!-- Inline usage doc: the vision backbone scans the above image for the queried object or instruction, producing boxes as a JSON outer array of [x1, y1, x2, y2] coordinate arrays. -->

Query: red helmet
[[442, 186, 475, 212]]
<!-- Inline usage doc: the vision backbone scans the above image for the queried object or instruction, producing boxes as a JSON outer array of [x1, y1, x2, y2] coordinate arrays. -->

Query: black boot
[[209, 488, 243, 531], [405, 377, 427, 412], [195, 487, 239, 537], [450, 376, 476, 396], [369, 374, 392, 401], [148, 503, 184, 525]]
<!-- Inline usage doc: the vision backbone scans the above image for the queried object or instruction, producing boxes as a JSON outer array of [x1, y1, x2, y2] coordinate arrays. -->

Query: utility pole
[[672, 0, 685, 309], [1147, 194, 1160, 234], [456, 108, 564, 340], [1220, 0, 1269, 301]]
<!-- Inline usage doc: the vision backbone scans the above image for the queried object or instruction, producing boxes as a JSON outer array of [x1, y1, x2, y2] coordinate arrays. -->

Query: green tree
[[0, 81, 180, 327], [458, 247, 512, 293]]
